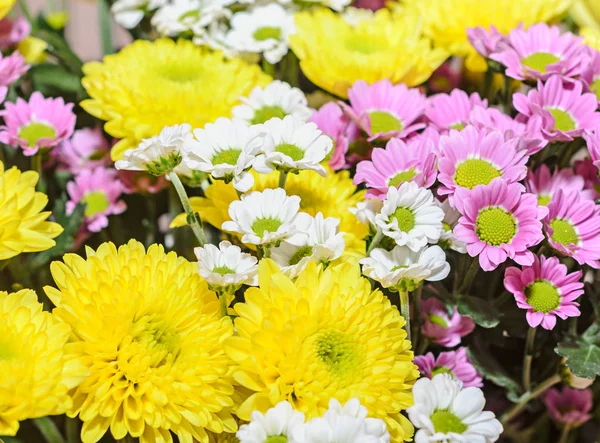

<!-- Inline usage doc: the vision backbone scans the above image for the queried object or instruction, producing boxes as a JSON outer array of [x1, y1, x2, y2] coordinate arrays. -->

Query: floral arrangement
[[1, 0, 600, 442]]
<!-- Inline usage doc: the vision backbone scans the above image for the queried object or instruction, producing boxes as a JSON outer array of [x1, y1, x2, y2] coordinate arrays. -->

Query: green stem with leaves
[[522, 327, 536, 392], [34, 417, 66, 443], [501, 374, 561, 424], [168, 171, 206, 246], [366, 229, 384, 255], [262, 58, 275, 77], [400, 290, 411, 342], [458, 257, 479, 294]]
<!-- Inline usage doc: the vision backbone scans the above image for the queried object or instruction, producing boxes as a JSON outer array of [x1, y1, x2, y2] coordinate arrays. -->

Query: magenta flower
[[574, 157, 600, 200], [54, 127, 110, 174], [543, 189, 600, 268], [0, 52, 28, 103], [525, 164, 592, 206], [513, 76, 600, 142], [583, 125, 600, 171], [467, 25, 508, 59], [454, 180, 548, 271], [543, 386, 593, 427], [414, 347, 483, 387], [504, 255, 583, 330], [437, 126, 528, 206], [354, 137, 437, 198], [117, 170, 169, 195], [309, 102, 350, 170], [425, 89, 487, 132], [67, 168, 127, 232], [341, 79, 426, 141], [420, 297, 475, 347], [0, 92, 76, 156], [490, 23, 586, 81], [0, 16, 30, 50], [580, 47, 600, 104], [352, 0, 386, 11]]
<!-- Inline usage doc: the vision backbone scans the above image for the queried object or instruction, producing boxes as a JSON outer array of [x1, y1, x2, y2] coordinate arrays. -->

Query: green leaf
[[457, 294, 501, 328], [33, 30, 83, 75], [29, 63, 83, 98], [555, 323, 600, 379]]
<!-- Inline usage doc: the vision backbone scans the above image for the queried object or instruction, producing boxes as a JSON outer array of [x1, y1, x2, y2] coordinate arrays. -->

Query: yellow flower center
[[537, 194, 552, 206], [521, 52, 560, 73], [252, 216, 283, 236], [0, 339, 15, 360], [550, 218, 579, 245], [253, 26, 282, 41], [428, 314, 448, 327], [546, 108, 577, 132], [476, 207, 517, 246], [212, 148, 242, 166], [212, 265, 235, 276], [157, 63, 202, 83], [289, 245, 313, 266], [251, 105, 287, 124], [81, 191, 110, 217], [431, 410, 468, 434], [275, 143, 305, 161], [392, 207, 416, 232], [454, 159, 501, 190], [18, 121, 56, 147], [265, 437, 288, 443], [388, 168, 417, 188], [431, 366, 453, 377], [525, 280, 561, 313], [592, 77, 600, 101], [368, 110, 403, 134], [315, 330, 358, 376], [449, 122, 465, 130], [442, 222, 453, 232]]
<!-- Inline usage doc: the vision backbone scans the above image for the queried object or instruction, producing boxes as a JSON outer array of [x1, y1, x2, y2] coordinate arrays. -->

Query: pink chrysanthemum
[[0, 92, 76, 156], [504, 255, 583, 330], [574, 157, 600, 199], [341, 79, 427, 141], [513, 75, 600, 142], [54, 127, 110, 173], [467, 25, 508, 59], [490, 23, 586, 81], [414, 347, 483, 387], [309, 102, 350, 170], [117, 170, 169, 195], [427, 59, 463, 94], [420, 297, 475, 347], [0, 51, 28, 103], [425, 89, 487, 132], [67, 167, 127, 232], [525, 164, 592, 206], [0, 16, 30, 50], [583, 124, 600, 171], [580, 47, 600, 104], [354, 137, 437, 198], [454, 180, 548, 271], [543, 189, 600, 268], [543, 387, 593, 427], [437, 126, 528, 206]]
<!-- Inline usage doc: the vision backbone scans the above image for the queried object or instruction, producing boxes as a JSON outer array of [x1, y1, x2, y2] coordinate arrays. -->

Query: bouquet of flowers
[[1, 0, 599, 442]]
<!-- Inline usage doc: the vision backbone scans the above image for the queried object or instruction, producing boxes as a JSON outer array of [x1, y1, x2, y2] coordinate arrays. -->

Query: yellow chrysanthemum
[[0, 289, 87, 435], [171, 169, 369, 256], [289, 8, 447, 98], [0, 162, 63, 260], [44, 240, 237, 443], [0, 0, 15, 20], [404, 0, 573, 71], [81, 38, 271, 160], [571, 0, 600, 32], [225, 260, 419, 442], [582, 26, 600, 51]]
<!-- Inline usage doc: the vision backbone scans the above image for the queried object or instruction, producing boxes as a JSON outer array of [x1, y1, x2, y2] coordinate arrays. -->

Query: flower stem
[[400, 290, 411, 342], [411, 286, 422, 348], [34, 417, 66, 443], [500, 374, 561, 424], [457, 256, 479, 294], [65, 417, 80, 443], [286, 51, 299, 87], [168, 171, 206, 246], [366, 229, 384, 255], [32, 152, 46, 192], [98, 0, 113, 55], [18, 0, 33, 23], [278, 170, 288, 189], [218, 289, 230, 318], [522, 327, 537, 392], [558, 424, 572, 443], [503, 75, 512, 114], [262, 58, 275, 77]]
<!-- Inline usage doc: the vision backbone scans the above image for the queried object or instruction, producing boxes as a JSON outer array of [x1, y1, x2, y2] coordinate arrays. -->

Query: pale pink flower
[[583, 124, 600, 171], [544, 386, 593, 427], [420, 297, 475, 347], [0, 51, 28, 102], [580, 47, 600, 104], [414, 348, 483, 387], [117, 170, 169, 195], [54, 127, 110, 173], [525, 164, 592, 206], [425, 89, 487, 132], [0, 16, 30, 50], [467, 25, 508, 59], [574, 157, 600, 199], [309, 102, 350, 170]]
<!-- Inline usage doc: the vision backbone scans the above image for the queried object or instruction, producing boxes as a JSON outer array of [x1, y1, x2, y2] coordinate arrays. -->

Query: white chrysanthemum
[[151, 0, 231, 37], [115, 123, 193, 175], [271, 212, 345, 278], [301, 398, 391, 443], [349, 198, 383, 226], [193, 21, 240, 59], [375, 182, 444, 251], [222, 188, 311, 245], [238, 401, 306, 443], [360, 245, 450, 292], [278, 0, 351, 11], [111, 0, 166, 29], [408, 374, 503, 443], [342, 6, 375, 26], [194, 240, 258, 288], [182, 118, 264, 192], [233, 80, 312, 126], [223, 3, 295, 64], [438, 199, 467, 254], [253, 116, 333, 176]]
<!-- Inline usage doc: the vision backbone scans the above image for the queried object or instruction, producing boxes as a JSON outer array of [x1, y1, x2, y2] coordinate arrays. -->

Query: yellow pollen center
[[289, 245, 313, 266], [315, 330, 357, 376], [476, 207, 517, 246], [388, 168, 417, 188], [275, 143, 305, 161], [251, 105, 287, 124], [550, 218, 579, 245], [454, 159, 501, 190], [521, 52, 560, 73], [431, 410, 468, 434], [546, 108, 577, 132], [432, 366, 454, 377], [18, 121, 57, 147], [212, 265, 235, 276], [253, 26, 282, 41], [429, 314, 448, 327], [392, 207, 416, 232], [368, 110, 403, 134], [82, 191, 110, 217], [537, 194, 552, 206], [251, 217, 283, 236], [592, 78, 600, 101], [265, 437, 288, 443], [525, 280, 561, 313], [212, 148, 242, 166]]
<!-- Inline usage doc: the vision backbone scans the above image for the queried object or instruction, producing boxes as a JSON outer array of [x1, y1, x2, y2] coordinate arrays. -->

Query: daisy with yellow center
[[289, 8, 447, 98], [81, 38, 270, 160], [171, 168, 369, 256], [44, 240, 238, 443], [225, 259, 419, 442]]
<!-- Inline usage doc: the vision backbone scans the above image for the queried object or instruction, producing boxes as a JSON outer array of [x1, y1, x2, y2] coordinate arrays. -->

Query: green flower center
[[251, 105, 287, 125], [315, 330, 357, 376], [253, 26, 282, 41], [442, 222, 453, 232], [431, 410, 468, 435], [521, 52, 560, 73], [454, 159, 501, 190], [476, 207, 517, 246], [429, 314, 448, 327], [550, 218, 579, 245], [251, 216, 283, 236], [179, 9, 200, 22], [392, 207, 416, 232], [131, 314, 180, 369], [525, 280, 561, 313], [275, 143, 305, 161], [0, 340, 15, 361], [212, 148, 242, 166], [18, 121, 56, 147], [265, 437, 288, 443], [81, 191, 110, 217], [449, 122, 465, 130], [289, 245, 313, 266], [212, 266, 235, 276], [591, 77, 600, 101], [388, 168, 417, 188], [432, 366, 454, 377], [546, 108, 577, 132], [537, 194, 552, 206], [368, 110, 403, 135], [345, 35, 381, 54]]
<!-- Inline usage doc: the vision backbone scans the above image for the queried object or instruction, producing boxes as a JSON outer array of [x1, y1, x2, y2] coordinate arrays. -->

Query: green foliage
[[457, 294, 501, 328], [556, 323, 600, 379]]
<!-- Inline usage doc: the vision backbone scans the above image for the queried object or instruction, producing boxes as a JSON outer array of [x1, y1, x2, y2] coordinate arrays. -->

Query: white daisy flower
[[194, 241, 258, 289], [360, 245, 450, 292], [375, 182, 444, 252], [182, 118, 264, 192], [115, 124, 194, 175], [111, 0, 166, 29], [223, 3, 295, 64], [151, 0, 231, 37], [408, 374, 503, 443], [349, 198, 383, 226], [253, 116, 333, 176], [222, 188, 312, 246], [437, 199, 467, 254], [271, 212, 345, 278], [233, 80, 312, 126], [238, 401, 306, 443]]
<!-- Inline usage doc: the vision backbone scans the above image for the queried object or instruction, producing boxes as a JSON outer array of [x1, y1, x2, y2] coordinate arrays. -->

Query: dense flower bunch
[[1, 1, 600, 443]]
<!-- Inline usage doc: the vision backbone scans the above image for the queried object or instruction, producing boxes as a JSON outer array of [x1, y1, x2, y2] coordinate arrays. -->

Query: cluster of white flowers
[[237, 398, 391, 443]]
